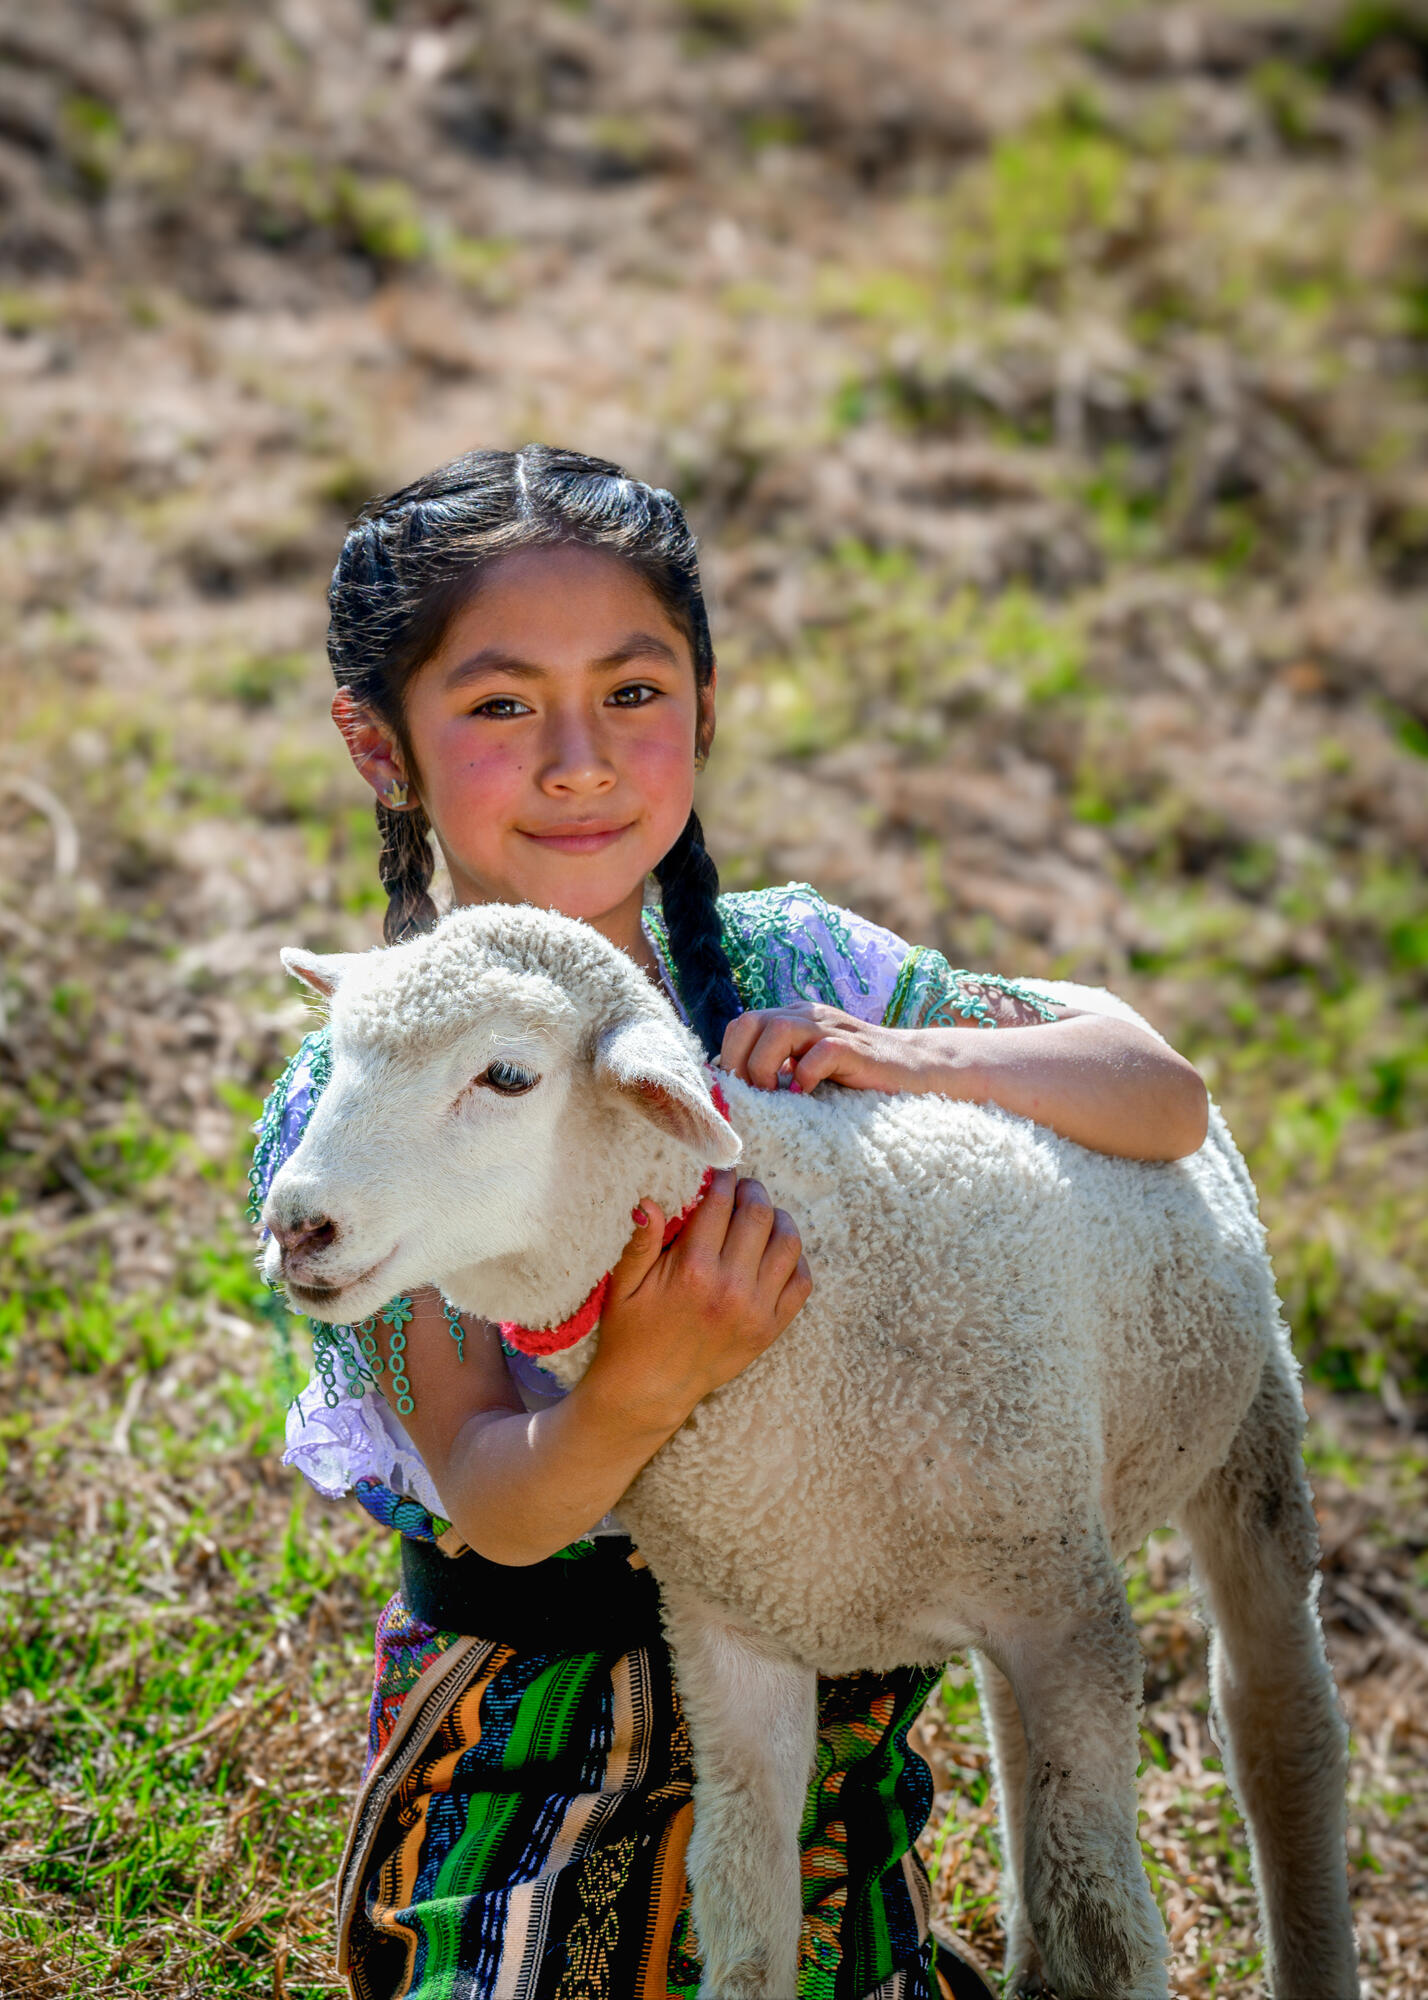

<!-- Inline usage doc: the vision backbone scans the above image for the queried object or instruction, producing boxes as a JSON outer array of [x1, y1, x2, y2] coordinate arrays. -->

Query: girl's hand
[[581, 1171, 812, 1436], [721, 1004, 937, 1096]]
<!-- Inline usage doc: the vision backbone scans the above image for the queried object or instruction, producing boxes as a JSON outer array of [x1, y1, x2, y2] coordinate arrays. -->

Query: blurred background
[[0, 2, 1425, 1994]]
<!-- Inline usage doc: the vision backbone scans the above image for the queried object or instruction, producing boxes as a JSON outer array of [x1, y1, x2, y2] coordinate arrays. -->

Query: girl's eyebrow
[[444, 632, 680, 691]]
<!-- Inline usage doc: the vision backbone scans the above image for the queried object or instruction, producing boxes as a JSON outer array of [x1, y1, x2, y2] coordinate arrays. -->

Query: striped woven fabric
[[337, 1592, 972, 2000]]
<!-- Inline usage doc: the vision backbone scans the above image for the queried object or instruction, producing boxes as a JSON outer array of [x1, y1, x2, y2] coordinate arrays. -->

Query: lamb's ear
[[280, 947, 361, 1000], [594, 1017, 743, 1167]]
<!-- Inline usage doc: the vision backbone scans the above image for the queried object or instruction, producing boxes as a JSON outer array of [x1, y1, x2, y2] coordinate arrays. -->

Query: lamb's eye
[[477, 1060, 539, 1096]]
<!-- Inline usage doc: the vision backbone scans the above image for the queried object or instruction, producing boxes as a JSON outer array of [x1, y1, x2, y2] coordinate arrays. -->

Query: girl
[[249, 445, 1208, 2000]]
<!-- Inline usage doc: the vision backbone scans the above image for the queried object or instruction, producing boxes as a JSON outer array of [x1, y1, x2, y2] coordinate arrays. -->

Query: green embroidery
[[885, 945, 1058, 1031], [881, 948, 925, 1030], [246, 1026, 331, 1223], [309, 1319, 371, 1408], [441, 1296, 467, 1362], [720, 883, 869, 1011], [647, 883, 869, 1016]]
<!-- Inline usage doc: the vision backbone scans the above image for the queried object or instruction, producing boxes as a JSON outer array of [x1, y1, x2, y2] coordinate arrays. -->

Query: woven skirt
[[336, 1591, 977, 2000]]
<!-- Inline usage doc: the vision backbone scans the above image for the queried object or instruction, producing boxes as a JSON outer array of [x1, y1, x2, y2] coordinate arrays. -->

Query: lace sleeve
[[881, 947, 1062, 1030]]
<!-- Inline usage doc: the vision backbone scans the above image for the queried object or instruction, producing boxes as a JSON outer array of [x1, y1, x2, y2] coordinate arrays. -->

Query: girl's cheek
[[623, 718, 697, 790]]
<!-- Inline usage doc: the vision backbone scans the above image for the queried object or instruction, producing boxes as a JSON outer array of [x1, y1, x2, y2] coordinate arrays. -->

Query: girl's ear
[[594, 1016, 742, 1166], [280, 948, 363, 1000], [332, 690, 411, 803]]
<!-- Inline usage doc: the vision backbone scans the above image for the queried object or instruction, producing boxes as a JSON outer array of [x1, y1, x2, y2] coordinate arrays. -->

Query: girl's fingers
[[791, 1037, 852, 1093], [607, 1198, 667, 1300], [774, 1253, 814, 1327], [744, 1018, 824, 1092], [719, 1011, 764, 1079], [721, 1006, 828, 1085], [676, 1167, 739, 1267], [724, 1177, 779, 1267], [757, 1206, 805, 1294]]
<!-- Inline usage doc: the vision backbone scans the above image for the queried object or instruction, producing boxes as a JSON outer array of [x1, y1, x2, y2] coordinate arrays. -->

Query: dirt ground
[[1, 2, 1425, 1995]]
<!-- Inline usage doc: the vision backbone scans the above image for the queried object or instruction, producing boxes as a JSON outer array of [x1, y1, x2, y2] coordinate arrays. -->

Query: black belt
[[400, 1532, 665, 1653]]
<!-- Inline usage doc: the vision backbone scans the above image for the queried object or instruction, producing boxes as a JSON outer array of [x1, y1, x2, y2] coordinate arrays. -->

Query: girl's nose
[[538, 716, 616, 795]]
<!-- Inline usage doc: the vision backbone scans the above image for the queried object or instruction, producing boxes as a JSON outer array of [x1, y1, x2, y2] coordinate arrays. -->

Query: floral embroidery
[[881, 947, 1059, 1032], [646, 883, 873, 1016], [247, 1027, 331, 1225]]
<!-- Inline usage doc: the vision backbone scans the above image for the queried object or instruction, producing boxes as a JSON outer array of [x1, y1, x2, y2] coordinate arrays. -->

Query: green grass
[[1, 1191, 387, 1995]]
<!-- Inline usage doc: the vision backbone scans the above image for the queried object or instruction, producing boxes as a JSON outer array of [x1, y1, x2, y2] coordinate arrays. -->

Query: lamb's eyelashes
[[478, 1059, 540, 1096], [452, 1059, 540, 1109]]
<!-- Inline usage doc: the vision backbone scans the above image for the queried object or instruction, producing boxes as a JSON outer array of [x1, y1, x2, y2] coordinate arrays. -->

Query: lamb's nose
[[270, 1214, 338, 1261]]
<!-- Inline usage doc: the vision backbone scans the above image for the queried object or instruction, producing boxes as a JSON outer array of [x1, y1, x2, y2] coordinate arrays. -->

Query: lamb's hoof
[[1005, 1940, 1052, 1997]]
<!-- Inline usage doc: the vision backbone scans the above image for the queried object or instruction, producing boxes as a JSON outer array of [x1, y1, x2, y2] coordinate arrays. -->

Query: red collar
[[500, 1079, 732, 1359]]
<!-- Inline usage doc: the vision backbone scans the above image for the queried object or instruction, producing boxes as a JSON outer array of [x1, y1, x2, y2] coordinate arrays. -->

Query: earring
[[381, 778, 409, 809]]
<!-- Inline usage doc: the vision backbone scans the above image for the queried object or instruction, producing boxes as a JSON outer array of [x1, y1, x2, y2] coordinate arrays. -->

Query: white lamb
[[261, 903, 1357, 2000]]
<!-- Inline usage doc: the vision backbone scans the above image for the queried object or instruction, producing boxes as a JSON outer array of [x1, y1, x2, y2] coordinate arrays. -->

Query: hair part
[[327, 443, 739, 1058]]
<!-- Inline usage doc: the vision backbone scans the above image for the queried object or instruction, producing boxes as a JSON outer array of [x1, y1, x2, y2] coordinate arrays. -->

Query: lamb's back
[[621, 1074, 1275, 1658]]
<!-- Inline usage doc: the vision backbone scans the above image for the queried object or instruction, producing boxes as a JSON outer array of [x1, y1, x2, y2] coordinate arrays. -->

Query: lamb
[[261, 902, 1358, 2000]]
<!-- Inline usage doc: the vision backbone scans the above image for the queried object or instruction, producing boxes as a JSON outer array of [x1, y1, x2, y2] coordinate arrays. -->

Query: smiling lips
[[518, 820, 634, 855]]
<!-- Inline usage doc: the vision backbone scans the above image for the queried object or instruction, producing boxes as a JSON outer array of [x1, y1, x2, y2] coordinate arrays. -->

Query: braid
[[378, 799, 438, 945], [654, 809, 741, 1061]]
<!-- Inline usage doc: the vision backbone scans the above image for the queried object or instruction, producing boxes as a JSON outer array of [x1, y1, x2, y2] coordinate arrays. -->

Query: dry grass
[[2, 1, 1426, 1994]]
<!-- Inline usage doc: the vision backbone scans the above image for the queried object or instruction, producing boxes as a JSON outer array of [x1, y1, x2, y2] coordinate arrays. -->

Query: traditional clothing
[[251, 884, 1054, 2000]]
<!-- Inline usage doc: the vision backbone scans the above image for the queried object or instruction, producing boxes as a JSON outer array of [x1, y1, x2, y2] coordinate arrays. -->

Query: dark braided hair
[[326, 443, 742, 1058]]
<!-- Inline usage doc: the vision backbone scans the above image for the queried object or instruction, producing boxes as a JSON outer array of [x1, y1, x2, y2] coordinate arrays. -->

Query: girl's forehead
[[431, 544, 692, 667]]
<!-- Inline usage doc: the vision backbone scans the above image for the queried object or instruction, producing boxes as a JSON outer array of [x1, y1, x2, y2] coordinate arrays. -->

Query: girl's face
[[338, 544, 712, 937]]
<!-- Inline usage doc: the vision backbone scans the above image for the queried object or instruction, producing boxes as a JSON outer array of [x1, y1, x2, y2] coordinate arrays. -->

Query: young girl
[[249, 445, 1208, 2000]]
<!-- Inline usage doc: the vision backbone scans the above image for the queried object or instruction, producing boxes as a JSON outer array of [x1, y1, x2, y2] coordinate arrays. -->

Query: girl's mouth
[[518, 822, 634, 855]]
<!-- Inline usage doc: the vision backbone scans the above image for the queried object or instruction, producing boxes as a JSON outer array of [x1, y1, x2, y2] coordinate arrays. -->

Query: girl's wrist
[[574, 1354, 697, 1451], [907, 1028, 986, 1100]]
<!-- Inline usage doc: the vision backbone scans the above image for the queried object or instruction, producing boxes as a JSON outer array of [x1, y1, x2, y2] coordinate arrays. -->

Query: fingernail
[[632, 1206, 648, 1226], [789, 1077, 803, 1094]]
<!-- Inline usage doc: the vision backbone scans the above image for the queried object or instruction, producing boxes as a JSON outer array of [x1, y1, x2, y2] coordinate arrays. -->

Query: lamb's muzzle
[[264, 903, 1358, 2000]]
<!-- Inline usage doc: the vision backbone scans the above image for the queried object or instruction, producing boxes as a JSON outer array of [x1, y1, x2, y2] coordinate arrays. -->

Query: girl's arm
[[380, 1172, 810, 1566], [721, 1003, 1209, 1163]]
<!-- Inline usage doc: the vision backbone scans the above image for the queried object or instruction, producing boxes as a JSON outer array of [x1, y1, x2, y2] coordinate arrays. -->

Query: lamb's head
[[260, 904, 741, 1329]]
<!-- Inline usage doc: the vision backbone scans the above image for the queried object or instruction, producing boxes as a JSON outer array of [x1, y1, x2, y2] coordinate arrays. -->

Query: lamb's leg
[[1179, 1356, 1358, 1999], [1002, 1552, 1169, 2000], [661, 1592, 817, 2000], [972, 1653, 1045, 1994]]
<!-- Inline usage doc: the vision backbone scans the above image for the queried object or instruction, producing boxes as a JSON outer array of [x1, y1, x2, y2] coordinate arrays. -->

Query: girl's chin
[[452, 862, 654, 925]]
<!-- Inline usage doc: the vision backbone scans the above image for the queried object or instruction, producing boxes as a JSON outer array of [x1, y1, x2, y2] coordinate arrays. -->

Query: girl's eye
[[469, 696, 533, 720], [476, 1060, 539, 1096], [607, 683, 659, 708]]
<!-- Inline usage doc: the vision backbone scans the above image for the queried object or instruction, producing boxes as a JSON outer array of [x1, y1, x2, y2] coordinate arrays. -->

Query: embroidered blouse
[[249, 882, 1057, 1544]]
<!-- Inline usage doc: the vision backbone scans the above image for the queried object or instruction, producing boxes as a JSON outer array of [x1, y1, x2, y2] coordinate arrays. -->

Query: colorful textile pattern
[[354, 1477, 447, 1546], [342, 1596, 957, 2000]]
